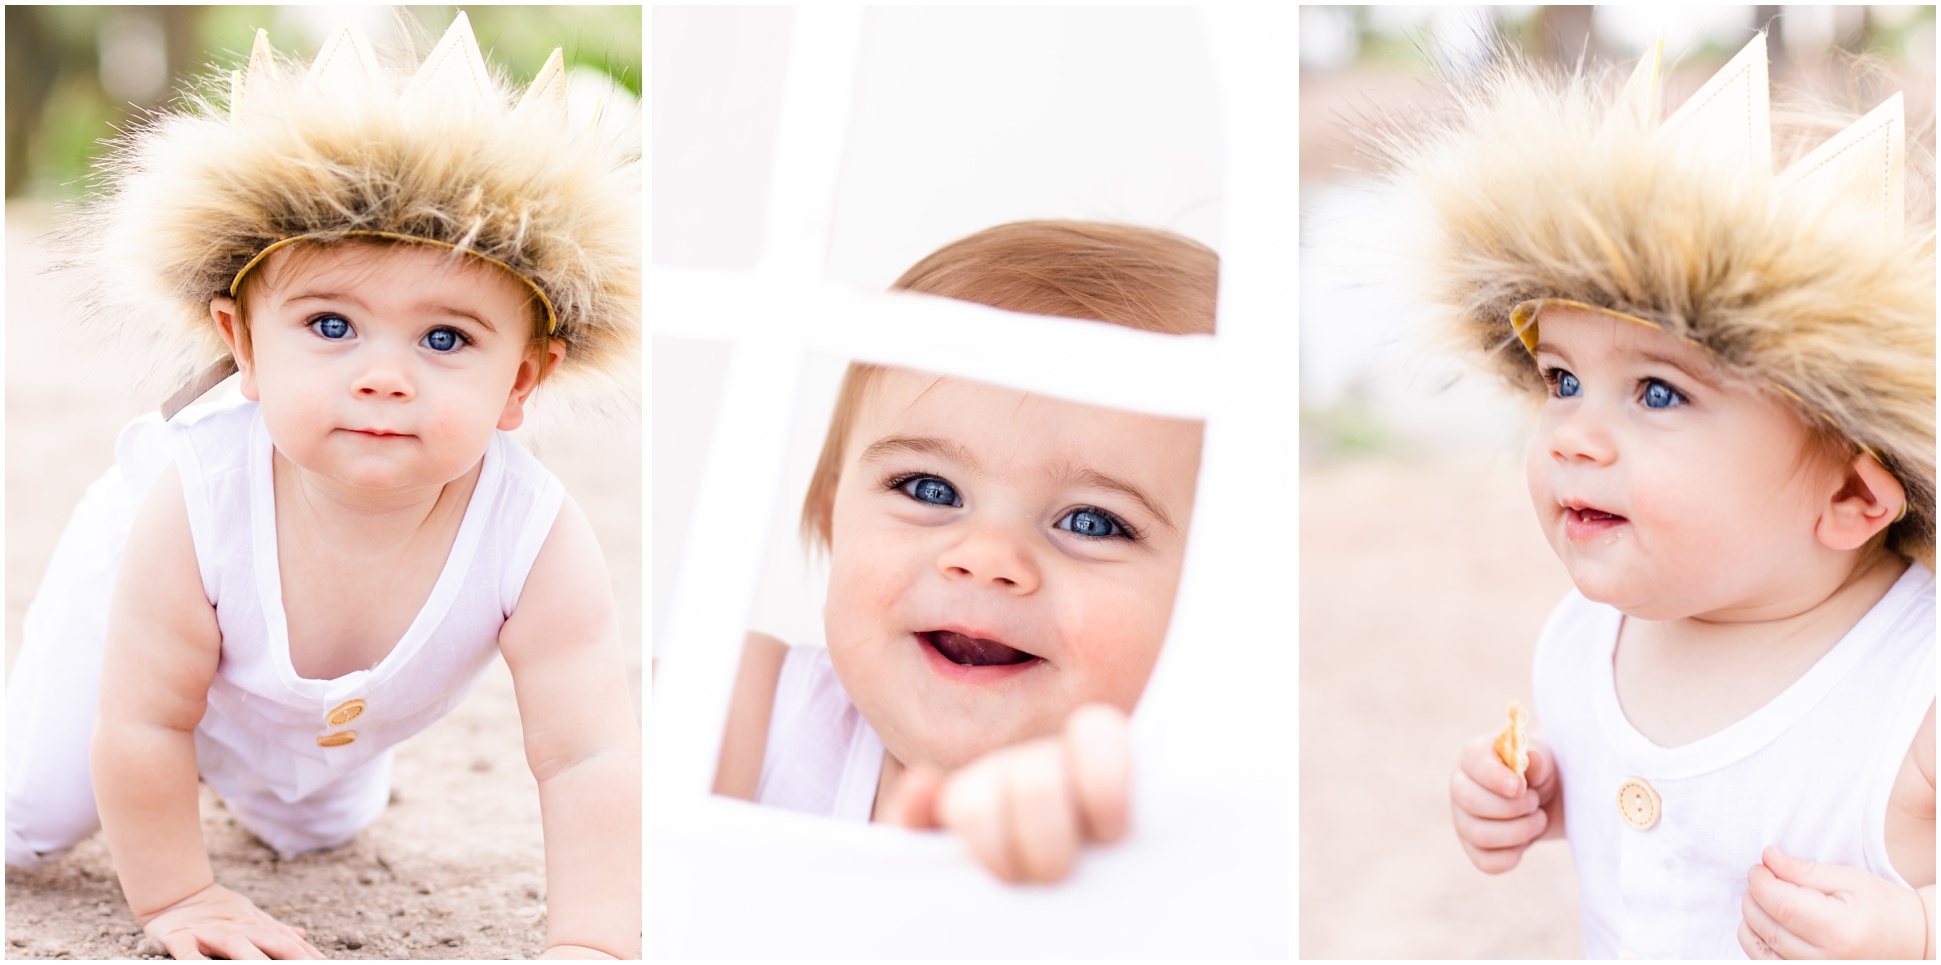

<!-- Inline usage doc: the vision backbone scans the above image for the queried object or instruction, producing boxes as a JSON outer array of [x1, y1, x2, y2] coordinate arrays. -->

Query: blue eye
[[1554, 371, 1580, 398], [1058, 508, 1129, 540], [422, 327, 467, 352], [896, 475, 961, 507], [310, 314, 352, 340], [1642, 379, 1686, 409]]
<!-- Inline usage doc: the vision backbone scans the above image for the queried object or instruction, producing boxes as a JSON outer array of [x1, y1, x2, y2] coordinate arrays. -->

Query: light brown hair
[[800, 220, 1219, 550]]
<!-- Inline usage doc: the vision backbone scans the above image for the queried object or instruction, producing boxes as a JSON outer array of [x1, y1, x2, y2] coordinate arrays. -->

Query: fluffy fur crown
[[62, 13, 639, 394], [1382, 36, 1936, 566]]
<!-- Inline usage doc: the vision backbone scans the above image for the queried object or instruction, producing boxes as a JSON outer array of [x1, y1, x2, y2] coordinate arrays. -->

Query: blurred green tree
[[5, 5, 640, 201]]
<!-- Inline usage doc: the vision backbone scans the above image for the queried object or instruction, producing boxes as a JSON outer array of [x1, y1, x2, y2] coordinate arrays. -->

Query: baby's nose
[[1547, 406, 1615, 466], [352, 351, 414, 399], [936, 518, 1041, 593]]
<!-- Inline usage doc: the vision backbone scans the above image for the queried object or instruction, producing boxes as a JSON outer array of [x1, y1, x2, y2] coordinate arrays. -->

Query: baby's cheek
[[823, 551, 903, 644], [1059, 589, 1170, 711]]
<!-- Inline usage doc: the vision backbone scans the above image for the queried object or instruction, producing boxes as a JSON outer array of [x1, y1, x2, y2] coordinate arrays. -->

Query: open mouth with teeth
[[920, 630, 1039, 667], [1565, 506, 1629, 540], [1570, 507, 1626, 524]]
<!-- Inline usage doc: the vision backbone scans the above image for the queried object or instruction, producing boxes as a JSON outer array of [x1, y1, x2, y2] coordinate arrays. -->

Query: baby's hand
[[1738, 846, 1926, 959], [1449, 731, 1561, 874], [885, 703, 1130, 884], [138, 882, 325, 959]]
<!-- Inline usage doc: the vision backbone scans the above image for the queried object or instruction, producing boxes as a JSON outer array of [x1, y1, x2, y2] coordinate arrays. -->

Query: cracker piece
[[1493, 699, 1529, 780]]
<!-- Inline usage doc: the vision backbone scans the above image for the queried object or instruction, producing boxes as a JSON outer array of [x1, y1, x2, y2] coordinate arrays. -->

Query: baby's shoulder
[[712, 632, 792, 800]]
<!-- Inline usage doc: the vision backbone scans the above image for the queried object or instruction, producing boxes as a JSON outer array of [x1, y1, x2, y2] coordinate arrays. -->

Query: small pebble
[[523, 885, 542, 900], [416, 882, 433, 895], [357, 871, 377, 885], [338, 929, 367, 950], [437, 933, 463, 947], [135, 936, 166, 958], [9, 937, 27, 947]]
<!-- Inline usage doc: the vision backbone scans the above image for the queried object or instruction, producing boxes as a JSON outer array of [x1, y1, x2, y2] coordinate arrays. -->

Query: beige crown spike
[[228, 28, 276, 122], [307, 24, 384, 96], [1660, 33, 1771, 180], [515, 47, 568, 122], [1627, 32, 1905, 241], [1615, 38, 1662, 125], [1774, 93, 1905, 239], [400, 10, 495, 113]]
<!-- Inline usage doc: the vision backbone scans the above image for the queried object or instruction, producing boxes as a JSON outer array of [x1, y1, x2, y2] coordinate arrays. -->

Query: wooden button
[[317, 731, 357, 748], [325, 699, 366, 727], [1617, 777, 1660, 830]]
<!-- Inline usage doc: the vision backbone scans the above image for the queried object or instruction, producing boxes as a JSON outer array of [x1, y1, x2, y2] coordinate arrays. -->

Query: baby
[[6, 17, 639, 959], [1402, 38, 1936, 959], [712, 220, 1216, 882]]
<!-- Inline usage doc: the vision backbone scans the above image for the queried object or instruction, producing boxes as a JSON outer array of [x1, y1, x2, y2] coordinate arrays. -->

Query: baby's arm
[[882, 704, 1132, 884], [92, 467, 322, 959], [1448, 731, 1564, 874], [499, 496, 641, 960], [1740, 704, 1935, 959]]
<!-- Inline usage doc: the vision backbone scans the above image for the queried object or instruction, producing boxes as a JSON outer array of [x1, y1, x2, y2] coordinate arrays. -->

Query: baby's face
[[221, 244, 547, 495], [823, 368, 1202, 772], [1525, 306, 1837, 620]]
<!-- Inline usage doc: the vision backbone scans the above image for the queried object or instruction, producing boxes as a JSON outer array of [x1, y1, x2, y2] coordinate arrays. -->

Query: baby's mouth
[[920, 630, 1038, 667], [1570, 507, 1627, 524]]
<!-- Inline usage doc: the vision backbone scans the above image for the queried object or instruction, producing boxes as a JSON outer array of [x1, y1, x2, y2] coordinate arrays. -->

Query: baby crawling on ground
[[713, 220, 1216, 881]]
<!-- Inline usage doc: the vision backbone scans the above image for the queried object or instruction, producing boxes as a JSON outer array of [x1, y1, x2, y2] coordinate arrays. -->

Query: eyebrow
[[1636, 348, 1719, 387], [859, 435, 981, 471], [858, 434, 1178, 532], [282, 291, 499, 333]]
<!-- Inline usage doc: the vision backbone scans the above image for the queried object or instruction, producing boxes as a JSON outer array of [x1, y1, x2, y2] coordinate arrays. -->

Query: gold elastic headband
[[228, 230, 560, 335]]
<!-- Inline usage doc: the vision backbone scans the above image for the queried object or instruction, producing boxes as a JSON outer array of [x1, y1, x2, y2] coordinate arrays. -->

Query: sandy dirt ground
[[3, 206, 642, 959], [1300, 457, 1582, 959]]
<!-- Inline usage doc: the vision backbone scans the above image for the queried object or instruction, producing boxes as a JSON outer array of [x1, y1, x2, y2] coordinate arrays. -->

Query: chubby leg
[[6, 463, 139, 867]]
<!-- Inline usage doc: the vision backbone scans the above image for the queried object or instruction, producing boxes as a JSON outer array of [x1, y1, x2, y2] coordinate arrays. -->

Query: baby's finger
[[1741, 874, 1815, 961], [1064, 704, 1130, 843], [1746, 860, 1838, 942], [1459, 734, 1525, 798], [1004, 750, 1081, 883], [1524, 744, 1554, 791], [1459, 839, 1530, 875], [160, 931, 210, 961], [1452, 803, 1547, 851], [250, 927, 325, 960], [1736, 918, 1781, 959], [937, 765, 1020, 884], [205, 932, 272, 960], [881, 766, 945, 830], [1449, 767, 1538, 819]]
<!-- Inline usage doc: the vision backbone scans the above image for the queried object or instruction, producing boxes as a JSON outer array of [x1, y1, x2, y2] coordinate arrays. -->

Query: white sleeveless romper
[[1532, 561, 1935, 959], [754, 645, 885, 821], [6, 395, 562, 863]]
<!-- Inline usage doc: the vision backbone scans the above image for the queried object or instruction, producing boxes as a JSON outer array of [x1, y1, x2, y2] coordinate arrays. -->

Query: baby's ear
[[1815, 451, 1905, 552], [498, 338, 566, 431], [209, 297, 258, 401]]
